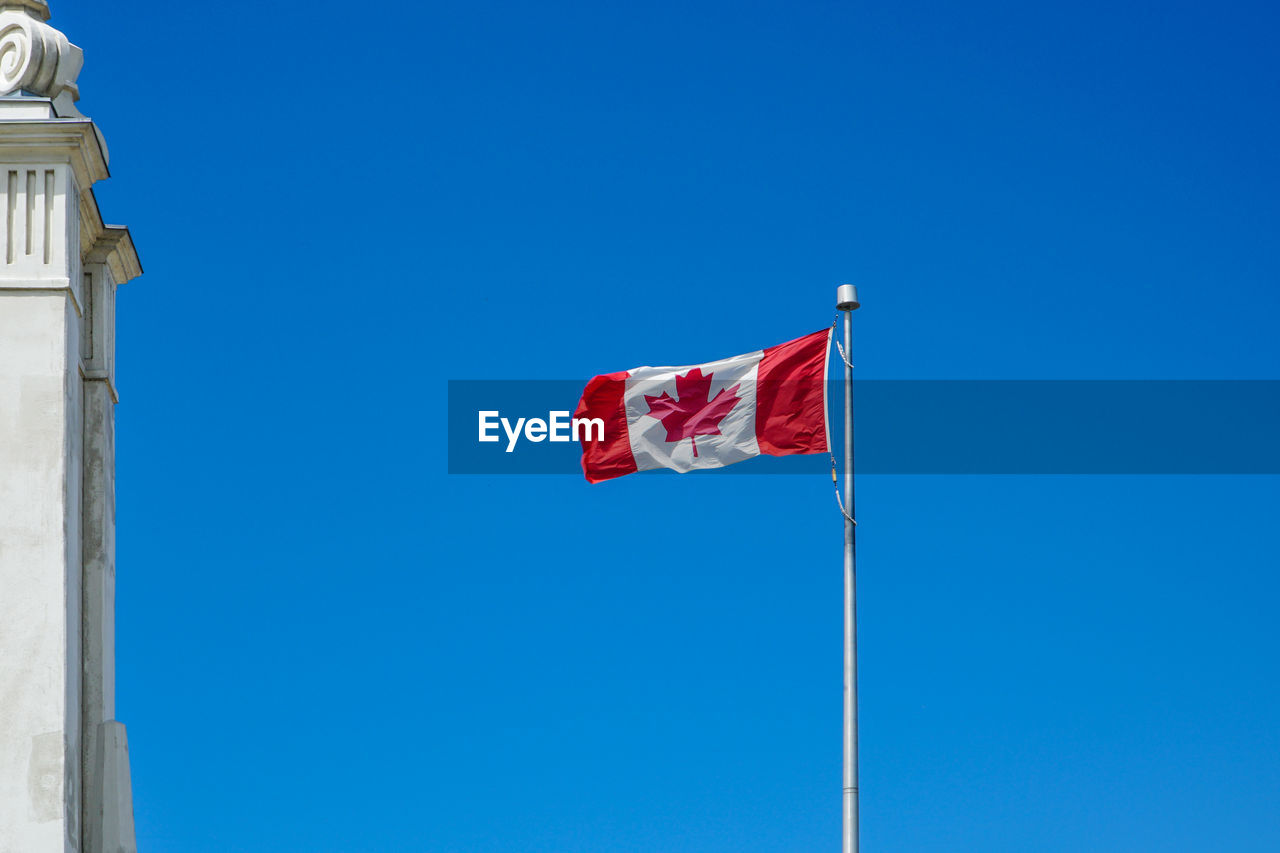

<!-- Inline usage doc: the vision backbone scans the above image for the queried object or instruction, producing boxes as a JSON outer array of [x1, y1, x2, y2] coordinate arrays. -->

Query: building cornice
[[0, 118, 108, 183], [85, 222, 141, 286], [0, 119, 141, 285]]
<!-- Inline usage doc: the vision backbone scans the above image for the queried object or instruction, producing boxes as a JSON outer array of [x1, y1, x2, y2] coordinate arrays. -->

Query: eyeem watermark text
[[478, 410, 605, 452]]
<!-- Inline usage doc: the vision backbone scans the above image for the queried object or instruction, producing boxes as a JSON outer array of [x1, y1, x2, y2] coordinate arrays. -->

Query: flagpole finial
[[837, 284, 861, 311]]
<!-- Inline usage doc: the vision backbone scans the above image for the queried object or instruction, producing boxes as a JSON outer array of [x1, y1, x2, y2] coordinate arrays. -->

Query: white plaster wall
[[64, 289, 83, 853], [0, 290, 81, 852], [0, 16, 142, 847], [80, 266, 117, 849]]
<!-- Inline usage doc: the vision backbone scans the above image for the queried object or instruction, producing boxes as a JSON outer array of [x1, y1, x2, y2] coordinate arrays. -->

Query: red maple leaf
[[643, 368, 741, 458]]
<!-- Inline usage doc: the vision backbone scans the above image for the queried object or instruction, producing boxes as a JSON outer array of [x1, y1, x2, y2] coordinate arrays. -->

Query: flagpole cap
[[837, 284, 860, 311]]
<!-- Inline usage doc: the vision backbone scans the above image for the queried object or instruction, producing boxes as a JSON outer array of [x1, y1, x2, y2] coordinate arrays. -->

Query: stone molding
[[0, 2, 50, 22], [0, 119, 141, 288], [86, 224, 142, 289]]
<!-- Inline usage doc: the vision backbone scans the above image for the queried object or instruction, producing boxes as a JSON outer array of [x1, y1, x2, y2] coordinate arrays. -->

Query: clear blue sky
[[58, 0, 1280, 850]]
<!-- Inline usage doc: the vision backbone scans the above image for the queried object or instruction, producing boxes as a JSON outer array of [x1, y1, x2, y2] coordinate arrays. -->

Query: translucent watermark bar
[[447, 380, 1280, 475]]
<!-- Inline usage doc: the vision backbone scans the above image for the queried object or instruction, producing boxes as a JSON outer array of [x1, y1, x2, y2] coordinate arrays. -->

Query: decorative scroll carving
[[0, 3, 81, 101]]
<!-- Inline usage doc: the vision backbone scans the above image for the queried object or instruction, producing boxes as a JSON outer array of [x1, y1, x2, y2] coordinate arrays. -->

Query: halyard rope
[[833, 317, 855, 369], [830, 316, 857, 526]]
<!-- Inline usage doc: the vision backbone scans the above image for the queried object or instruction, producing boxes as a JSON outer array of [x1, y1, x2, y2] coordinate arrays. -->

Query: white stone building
[[0, 2, 143, 850]]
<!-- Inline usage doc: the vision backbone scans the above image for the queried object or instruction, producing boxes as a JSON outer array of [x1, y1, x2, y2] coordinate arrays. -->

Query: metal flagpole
[[837, 284, 861, 853]]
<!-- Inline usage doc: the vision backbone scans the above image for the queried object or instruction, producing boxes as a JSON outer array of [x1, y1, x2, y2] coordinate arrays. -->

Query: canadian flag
[[574, 329, 832, 483]]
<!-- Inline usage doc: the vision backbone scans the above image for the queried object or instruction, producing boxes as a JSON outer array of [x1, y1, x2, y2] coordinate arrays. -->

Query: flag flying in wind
[[574, 329, 832, 483]]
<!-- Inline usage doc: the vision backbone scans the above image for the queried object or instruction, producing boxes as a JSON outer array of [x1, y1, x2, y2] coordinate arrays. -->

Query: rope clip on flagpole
[[830, 464, 857, 525], [837, 283, 861, 853]]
